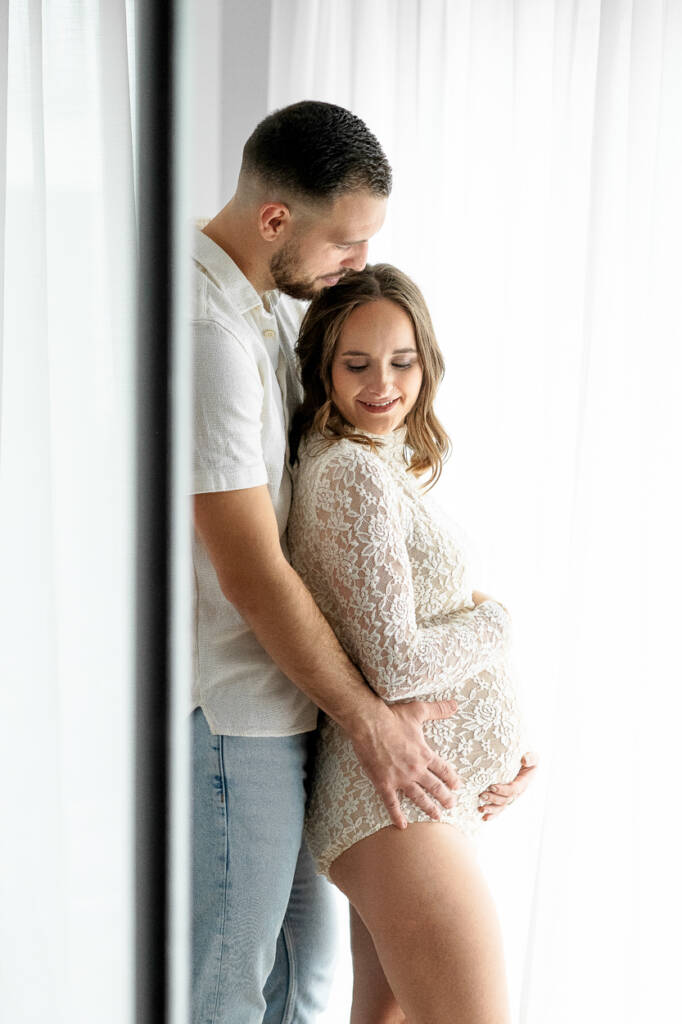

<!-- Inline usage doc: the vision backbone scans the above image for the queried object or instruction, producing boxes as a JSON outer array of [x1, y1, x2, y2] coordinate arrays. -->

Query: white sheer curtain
[[0, 2, 136, 1021], [268, 2, 682, 1021]]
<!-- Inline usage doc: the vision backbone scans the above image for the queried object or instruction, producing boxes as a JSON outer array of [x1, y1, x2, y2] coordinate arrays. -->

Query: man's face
[[269, 190, 387, 300]]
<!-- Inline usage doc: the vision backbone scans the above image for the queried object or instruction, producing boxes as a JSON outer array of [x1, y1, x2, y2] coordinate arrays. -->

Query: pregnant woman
[[287, 264, 529, 1024]]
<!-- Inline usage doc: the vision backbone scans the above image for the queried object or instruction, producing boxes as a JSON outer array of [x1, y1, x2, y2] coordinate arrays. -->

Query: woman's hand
[[478, 752, 539, 820], [471, 589, 510, 616]]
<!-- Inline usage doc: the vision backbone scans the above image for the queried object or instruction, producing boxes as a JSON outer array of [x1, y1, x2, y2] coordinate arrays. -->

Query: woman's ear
[[258, 202, 292, 241]]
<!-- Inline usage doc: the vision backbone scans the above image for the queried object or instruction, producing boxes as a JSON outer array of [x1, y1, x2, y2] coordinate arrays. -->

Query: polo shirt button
[[263, 329, 275, 338]]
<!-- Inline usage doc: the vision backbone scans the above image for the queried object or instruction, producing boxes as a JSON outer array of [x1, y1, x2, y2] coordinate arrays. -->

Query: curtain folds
[[269, 2, 682, 1022], [0, 2, 136, 1021], [2, 3, 680, 1021]]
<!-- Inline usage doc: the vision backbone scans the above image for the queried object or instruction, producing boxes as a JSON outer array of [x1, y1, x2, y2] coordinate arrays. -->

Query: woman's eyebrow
[[339, 347, 418, 356]]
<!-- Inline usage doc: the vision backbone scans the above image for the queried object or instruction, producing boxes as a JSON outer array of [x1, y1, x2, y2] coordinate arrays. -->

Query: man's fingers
[[401, 783, 441, 821], [422, 774, 457, 810], [381, 776, 452, 829], [426, 753, 461, 794], [379, 788, 407, 830], [415, 698, 458, 722]]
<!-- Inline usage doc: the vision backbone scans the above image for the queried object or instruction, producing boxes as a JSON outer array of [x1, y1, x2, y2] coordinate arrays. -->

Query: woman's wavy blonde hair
[[290, 263, 450, 488]]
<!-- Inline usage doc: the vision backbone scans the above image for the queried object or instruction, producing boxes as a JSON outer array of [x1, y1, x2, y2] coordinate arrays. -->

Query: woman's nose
[[366, 365, 393, 396]]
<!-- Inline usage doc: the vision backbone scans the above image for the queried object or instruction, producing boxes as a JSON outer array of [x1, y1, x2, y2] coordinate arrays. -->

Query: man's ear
[[258, 202, 292, 241]]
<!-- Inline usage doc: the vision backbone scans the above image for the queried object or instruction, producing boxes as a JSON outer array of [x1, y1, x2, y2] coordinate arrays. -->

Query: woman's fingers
[[478, 791, 508, 807], [480, 751, 540, 801], [482, 782, 517, 800], [478, 751, 540, 819], [379, 739, 540, 826], [478, 798, 510, 820]]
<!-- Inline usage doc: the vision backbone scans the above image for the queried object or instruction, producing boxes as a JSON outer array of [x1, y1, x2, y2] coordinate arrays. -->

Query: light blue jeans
[[191, 708, 337, 1023]]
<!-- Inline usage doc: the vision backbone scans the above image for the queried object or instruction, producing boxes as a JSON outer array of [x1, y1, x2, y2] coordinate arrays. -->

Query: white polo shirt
[[191, 228, 318, 736]]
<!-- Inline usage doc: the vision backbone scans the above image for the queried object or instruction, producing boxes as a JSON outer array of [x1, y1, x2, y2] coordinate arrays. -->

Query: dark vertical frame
[[134, 1, 176, 1020]]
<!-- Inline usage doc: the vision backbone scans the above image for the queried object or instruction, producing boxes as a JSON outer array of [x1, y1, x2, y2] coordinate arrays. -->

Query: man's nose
[[341, 241, 369, 272]]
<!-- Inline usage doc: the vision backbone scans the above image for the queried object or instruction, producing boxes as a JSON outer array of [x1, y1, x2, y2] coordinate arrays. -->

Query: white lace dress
[[288, 426, 524, 878]]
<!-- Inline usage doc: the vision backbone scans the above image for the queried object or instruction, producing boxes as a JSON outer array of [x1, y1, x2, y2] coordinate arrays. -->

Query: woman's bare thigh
[[348, 904, 406, 1024], [330, 823, 510, 1024]]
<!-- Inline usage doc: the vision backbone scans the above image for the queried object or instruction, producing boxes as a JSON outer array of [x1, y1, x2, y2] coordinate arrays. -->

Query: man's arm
[[194, 484, 461, 827]]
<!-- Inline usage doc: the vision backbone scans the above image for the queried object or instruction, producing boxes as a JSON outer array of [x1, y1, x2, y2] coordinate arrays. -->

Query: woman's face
[[330, 298, 423, 435]]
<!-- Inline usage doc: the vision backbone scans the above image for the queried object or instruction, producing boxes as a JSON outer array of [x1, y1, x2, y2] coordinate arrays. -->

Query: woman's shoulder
[[298, 431, 384, 468], [296, 432, 396, 493]]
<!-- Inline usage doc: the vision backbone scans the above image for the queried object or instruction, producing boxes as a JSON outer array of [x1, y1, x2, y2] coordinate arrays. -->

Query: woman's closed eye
[[345, 362, 415, 372]]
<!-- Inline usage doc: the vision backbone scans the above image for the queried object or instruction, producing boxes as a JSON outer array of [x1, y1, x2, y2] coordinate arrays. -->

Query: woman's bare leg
[[331, 823, 510, 1024], [349, 904, 407, 1024]]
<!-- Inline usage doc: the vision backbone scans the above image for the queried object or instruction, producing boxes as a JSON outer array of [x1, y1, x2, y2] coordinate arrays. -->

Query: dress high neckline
[[351, 424, 408, 462], [300, 424, 409, 467]]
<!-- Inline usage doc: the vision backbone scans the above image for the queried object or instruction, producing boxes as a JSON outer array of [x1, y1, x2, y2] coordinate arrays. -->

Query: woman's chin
[[355, 418, 396, 435], [352, 407, 405, 435], [336, 405, 403, 435]]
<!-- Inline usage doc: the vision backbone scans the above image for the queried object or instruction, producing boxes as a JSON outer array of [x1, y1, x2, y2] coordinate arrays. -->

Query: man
[[191, 100, 536, 1023]]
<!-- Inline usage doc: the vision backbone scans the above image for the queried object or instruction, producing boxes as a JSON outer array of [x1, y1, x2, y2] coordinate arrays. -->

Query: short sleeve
[[192, 319, 268, 494]]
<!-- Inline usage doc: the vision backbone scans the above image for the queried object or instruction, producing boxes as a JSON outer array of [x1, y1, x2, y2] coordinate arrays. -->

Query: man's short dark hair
[[241, 100, 392, 202]]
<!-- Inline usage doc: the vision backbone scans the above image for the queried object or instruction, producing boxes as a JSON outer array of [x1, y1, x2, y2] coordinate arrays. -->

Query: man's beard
[[270, 241, 343, 301]]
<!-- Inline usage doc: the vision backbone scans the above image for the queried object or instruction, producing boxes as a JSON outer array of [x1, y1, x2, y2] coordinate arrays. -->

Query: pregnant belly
[[422, 663, 524, 819], [303, 661, 523, 878]]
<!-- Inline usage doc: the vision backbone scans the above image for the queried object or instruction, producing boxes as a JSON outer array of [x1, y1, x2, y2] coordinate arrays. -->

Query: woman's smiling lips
[[357, 397, 401, 414]]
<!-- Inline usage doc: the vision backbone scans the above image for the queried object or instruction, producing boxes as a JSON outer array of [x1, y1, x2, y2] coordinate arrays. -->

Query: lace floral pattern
[[288, 428, 524, 878]]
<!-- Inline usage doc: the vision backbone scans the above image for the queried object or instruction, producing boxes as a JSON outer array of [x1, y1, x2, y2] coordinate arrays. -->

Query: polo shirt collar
[[192, 226, 281, 315]]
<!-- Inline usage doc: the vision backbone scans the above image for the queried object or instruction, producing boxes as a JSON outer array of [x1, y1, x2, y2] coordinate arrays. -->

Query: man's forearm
[[226, 555, 382, 734]]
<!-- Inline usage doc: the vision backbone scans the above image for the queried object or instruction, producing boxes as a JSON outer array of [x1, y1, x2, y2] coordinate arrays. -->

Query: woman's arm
[[296, 449, 510, 702]]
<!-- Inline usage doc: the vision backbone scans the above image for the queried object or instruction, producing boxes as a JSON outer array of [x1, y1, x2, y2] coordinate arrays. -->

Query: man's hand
[[349, 699, 462, 829], [478, 752, 539, 821]]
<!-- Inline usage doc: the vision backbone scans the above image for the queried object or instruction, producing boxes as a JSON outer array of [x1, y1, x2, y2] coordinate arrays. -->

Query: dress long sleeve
[[298, 446, 510, 702]]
